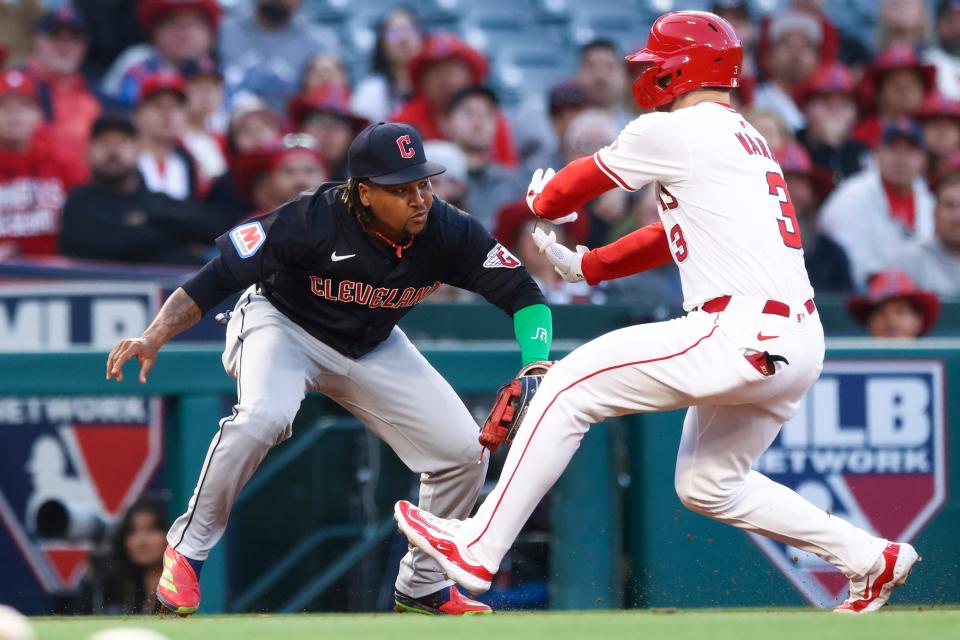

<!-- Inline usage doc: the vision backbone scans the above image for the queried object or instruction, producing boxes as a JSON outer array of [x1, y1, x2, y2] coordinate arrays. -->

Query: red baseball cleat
[[394, 500, 494, 594], [156, 546, 201, 616], [834, 542, 921, 614], [394, 585, 492, 615]]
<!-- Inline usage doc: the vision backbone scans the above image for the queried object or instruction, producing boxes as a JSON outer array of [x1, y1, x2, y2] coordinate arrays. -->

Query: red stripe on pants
[[468, 322, 720, 547]]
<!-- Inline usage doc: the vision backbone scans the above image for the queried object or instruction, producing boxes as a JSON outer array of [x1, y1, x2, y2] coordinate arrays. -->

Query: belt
[[699, 295, 816, 317]]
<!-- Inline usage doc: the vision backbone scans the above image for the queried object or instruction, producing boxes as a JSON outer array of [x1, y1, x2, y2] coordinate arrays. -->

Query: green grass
[[28, 608, 960, 640]]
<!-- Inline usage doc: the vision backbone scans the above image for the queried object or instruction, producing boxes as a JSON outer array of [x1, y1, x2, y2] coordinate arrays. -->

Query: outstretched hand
[[526, 168, 578, 225], [106, 337, 159, 384], [530, 227, 589, 283]]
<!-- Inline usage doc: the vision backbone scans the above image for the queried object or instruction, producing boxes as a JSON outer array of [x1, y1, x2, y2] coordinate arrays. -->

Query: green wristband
[[513, 303, 553, 366]]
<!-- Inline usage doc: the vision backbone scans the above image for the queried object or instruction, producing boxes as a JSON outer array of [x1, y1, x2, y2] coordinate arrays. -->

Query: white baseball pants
[[167, 287, 488, 598], [461, 298, 887, 579]]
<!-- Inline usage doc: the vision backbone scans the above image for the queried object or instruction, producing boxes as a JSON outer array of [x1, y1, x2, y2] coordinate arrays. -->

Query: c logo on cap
[[396, 135, 416, 159]]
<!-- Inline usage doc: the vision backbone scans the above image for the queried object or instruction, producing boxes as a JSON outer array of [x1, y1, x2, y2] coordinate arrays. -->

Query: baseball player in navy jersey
[[395, 12, 920, 614], [106, 122, 554, 616]]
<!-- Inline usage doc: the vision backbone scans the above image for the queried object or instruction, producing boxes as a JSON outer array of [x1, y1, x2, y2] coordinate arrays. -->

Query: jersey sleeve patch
[[229, 221, 266, 259], [483, 244, 522, 269]]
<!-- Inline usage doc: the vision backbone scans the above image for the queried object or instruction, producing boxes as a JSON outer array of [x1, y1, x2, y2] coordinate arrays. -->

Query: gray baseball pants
[[166, 287, 489, 598]]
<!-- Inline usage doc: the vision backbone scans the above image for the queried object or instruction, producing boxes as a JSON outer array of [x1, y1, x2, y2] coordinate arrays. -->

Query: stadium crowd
[[0, 0, 958, 333]]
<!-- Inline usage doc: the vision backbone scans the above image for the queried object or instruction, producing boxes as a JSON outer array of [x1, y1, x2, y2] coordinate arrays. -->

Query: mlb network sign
[[0, 282, 160, 350], [750, 360, 946, 607], [0, 282, 163, 605]]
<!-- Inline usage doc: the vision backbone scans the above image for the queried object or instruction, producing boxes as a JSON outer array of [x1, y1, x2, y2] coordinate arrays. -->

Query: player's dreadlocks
[[338, 178, 375, 227]]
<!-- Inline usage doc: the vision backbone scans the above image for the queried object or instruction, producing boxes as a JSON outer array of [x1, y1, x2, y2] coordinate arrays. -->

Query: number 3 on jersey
[[669, 224, 688, 262], [766, 171, 803, 249]]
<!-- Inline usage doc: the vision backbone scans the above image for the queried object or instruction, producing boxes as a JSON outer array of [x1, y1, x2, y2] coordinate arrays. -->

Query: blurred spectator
[[0, 69, 83, 258], [0, 0, 42, 67], [777, 142, 853, 292], [26, 6, 101, 174], [422, 141, 468, 210], [60, 113, 222, 265], [73, 0, 146, 84], [853, 44, 936, 148], [232, 135, 326, 214], [206, 96, 284, 222], [225, 96, 284, 157], [134, 72, 199, 201], [180, 58, 228, 187], [78, 496, 168, 614], [745, 108, 793, 151], [350, 7, 423, 123], [821, 121, 935, 287], [443, 86, 523, 231], [546, 84, 590, 164], [890, 169, 960, 296], [512, 220, 598, 304], [916, 92, 960, 182], [220, 0, 338, 113], [512, 81, 588, 175], [926, 0, 960, 99], [288, 84, 367, 181], [877, 0, 932, 50], [513, 40, 624, 174], [562, 109, 629, 247], [757, 0, 873, 67], [847, 271, 940, 338], [298, 52, 349, 94], [102, 0, 221, 108], [576, 40, 631, 129], [796, 62, 868, 185], [391, 33, 518, 167], [754, 10, 822, 132]]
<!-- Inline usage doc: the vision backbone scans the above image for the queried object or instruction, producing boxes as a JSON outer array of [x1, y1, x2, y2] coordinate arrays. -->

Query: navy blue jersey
[[183, 182, 545, 358]]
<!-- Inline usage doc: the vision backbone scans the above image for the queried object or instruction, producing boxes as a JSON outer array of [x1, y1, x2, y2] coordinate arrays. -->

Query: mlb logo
[[230, 221, 266, 259], [750, 360, 946, 606], [0, 397, 162, 593]]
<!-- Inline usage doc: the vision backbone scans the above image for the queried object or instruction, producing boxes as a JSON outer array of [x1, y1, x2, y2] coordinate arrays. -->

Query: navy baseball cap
[[347, 122, 446, 185], [37, 6, 88, 36], [882, 120, 924, 148]]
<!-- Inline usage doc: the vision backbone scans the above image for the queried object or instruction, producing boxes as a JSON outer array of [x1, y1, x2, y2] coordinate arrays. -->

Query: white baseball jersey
[[593, 101, 815, 310], [397, 105, 892, 606]]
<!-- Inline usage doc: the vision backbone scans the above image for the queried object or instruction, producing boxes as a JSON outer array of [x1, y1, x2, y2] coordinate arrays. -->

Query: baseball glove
[[479, 361, 553, 453]]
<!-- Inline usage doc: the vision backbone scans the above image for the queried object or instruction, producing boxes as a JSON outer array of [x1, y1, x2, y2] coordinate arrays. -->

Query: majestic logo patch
[[749, 360, 946, 607], [396, 135, 416, 159], [0, 397, 162, 593], [229, 221, 265, 259], [483, 244, 521, 269]]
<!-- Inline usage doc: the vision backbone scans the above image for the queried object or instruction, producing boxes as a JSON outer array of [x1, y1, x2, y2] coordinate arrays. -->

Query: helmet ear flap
[[631, 63, 673, 111]]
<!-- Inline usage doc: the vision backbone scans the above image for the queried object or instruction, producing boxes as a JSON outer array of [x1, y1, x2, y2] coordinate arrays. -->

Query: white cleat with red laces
[[394, 500, 494, 594], [834, 542, 921, 614]]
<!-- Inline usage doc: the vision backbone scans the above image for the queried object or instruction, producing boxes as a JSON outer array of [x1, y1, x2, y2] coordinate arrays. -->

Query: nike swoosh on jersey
[[757, 332, 779, 341], [331, 251, 356, 262]]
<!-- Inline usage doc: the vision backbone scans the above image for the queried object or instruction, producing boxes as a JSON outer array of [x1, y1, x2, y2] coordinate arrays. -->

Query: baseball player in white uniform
[[395, 11, 920, 614]]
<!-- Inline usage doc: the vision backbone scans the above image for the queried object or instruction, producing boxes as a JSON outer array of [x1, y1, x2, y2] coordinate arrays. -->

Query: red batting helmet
[[627, 11, 742, 111]]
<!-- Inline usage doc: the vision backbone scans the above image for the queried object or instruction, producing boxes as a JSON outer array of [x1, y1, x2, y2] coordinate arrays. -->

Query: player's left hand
[[479, 363, 551, 453], [531, 227, 588, 283], [106, 336, 159, 384], [526, 168, 578, 225]]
